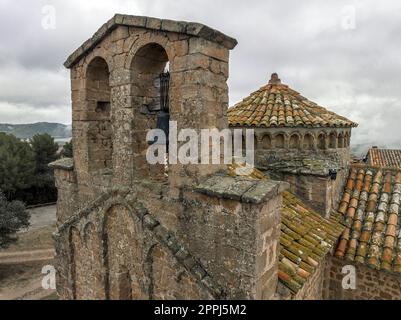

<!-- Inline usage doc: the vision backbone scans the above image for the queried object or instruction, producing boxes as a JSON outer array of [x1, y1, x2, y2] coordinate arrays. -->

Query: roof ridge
[[64, 14, 238, 68], [228, 75, 358, 128], [351, 163, 401, 173]]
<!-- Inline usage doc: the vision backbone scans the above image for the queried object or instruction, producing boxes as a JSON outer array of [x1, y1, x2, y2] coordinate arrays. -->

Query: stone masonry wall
[[52, 170, 288, 299], [54, 189, 215, 300], [327, 167, 348, 212], [326, 256, 401, 300], [293, 258, 328, 300], [272, 169, 347, 218], [274, 172, 330, 216], [54, 174, 286, 300], [51, 159, 79, 225], [249, 126, 351, 217], [188, 175, 287, 299]]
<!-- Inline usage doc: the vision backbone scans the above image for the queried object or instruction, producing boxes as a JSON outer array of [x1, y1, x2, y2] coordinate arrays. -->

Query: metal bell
[[148, 71, 170, 148], [148, 110, 169, 147], [155, 110, 170, 144]]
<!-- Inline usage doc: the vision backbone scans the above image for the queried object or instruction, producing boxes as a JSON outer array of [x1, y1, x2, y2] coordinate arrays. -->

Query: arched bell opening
[[85, 57, 113, 172], [274, 133, 285, 149], [130, 43, 170, 182]]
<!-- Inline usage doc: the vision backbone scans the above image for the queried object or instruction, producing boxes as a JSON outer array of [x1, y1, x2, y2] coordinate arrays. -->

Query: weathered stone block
[[188, 37, 229, 62], [175, 247, 190, 262], [192, 265, 207, 279], [161, 19, 186, 33], [112, 26, 129, 42], [143, 214, 159, 230], [146, 17, 161, 30], [122, 15, 146, 27]]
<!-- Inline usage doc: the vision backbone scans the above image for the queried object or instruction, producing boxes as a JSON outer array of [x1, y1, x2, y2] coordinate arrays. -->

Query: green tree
[[0, 191, 30, 248], [61, 139, 73, 158], [0, 133, 35, 199], [28, 134, 59, 203], [31, 133, 59, 173]]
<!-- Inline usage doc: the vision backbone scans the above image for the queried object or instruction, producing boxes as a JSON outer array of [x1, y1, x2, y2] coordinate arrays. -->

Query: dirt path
[[0, 205, 57, 300], [0, 259, 57, 300], [21, 205, 57, 232], [0, 273, 56, 300], [0, 249, 55, 265]]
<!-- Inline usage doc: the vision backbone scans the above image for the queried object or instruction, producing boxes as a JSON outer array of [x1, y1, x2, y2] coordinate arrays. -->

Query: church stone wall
[[53, 176, 287, 300], [248, 127, 351, 216], [271, 167, 348, 217], [182, 179, 285, 299], [326, 256, 401, 300], [53, 189, 214, 300]]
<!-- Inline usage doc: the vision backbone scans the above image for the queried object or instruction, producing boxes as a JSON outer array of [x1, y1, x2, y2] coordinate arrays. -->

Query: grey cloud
[[0, 102, 71, 124], [0, 0, 400, 151]]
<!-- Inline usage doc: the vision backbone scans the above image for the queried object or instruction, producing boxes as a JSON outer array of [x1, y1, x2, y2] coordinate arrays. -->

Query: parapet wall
[[52, 161, 288, 299]]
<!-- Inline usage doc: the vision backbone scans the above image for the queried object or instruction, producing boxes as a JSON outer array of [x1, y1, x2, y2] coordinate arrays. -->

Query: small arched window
[[318, 133, 326, 150], [303, 133, 314, 150], [261, 134, 272, 149], [289, 134, 300, 149], [329, 132, 337, 148], [275, 133, 285, 149], [338, 134, 344, 148], [344, 133, 349, 147]]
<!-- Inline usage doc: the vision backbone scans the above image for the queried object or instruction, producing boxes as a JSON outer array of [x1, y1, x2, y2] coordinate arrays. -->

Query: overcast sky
[[0, 0, 401, 149]]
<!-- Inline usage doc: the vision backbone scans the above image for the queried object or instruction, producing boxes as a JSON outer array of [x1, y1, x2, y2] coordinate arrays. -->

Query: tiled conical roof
[[228, 73, 358, 128]]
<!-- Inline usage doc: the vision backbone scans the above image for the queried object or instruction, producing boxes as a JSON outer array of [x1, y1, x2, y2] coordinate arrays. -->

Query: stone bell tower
[[55, 14, 288, 302], [61, 14, 237, 209]]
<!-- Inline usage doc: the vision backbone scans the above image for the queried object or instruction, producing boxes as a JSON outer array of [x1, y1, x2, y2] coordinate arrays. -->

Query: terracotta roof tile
[[228, 73, 358, 129], [280, 191, 343, 293], [367, 148, 401, 168], [228, 162, 344, 295], [335, 164, 401, 274]]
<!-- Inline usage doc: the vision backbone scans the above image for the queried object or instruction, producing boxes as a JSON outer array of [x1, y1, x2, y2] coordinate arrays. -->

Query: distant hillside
[[0, 122, 72, 139]]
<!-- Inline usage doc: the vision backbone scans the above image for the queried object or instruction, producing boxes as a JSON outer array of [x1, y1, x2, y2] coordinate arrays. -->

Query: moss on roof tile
[[228, 162, 344, 295]]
